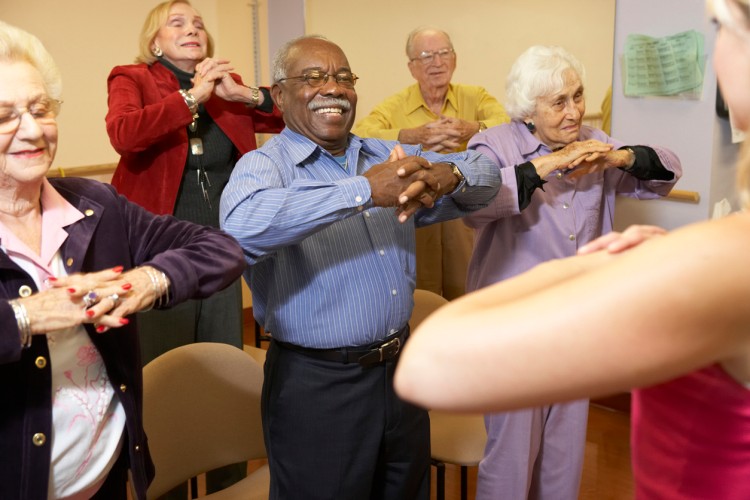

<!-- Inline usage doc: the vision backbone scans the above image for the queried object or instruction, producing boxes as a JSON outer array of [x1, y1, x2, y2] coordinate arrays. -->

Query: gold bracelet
[[248, 86, 260, 107]]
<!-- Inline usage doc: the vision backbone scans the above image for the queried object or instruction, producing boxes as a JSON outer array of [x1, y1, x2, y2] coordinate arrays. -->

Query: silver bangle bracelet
[[9, 299, 32, 348], [142, 267, 171, 311]]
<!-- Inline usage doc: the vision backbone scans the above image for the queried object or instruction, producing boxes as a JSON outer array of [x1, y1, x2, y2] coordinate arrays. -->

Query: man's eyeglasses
[[0, 98, 62, 134], [276, 70, 359, 89], [410, 48, 455, 65]]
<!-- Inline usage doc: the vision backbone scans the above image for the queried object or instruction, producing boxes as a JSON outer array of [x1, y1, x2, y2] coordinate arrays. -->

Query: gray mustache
[[308, 98, 351, 112]]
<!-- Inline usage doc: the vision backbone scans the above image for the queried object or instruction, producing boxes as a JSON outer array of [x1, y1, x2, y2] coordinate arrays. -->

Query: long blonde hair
[[712, 0, 750, 208], [135, 0, 215, 65]]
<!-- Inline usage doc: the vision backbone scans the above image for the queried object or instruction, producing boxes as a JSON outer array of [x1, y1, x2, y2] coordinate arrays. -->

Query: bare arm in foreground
[[395, 214, 750, 412]]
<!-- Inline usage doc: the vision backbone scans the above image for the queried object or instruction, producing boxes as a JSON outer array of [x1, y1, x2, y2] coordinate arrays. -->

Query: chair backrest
[[142, 342, 265, 499], [410, 289, 449, 330]]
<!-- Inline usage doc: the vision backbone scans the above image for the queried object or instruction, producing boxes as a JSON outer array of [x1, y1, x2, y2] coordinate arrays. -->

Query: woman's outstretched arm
[[395, 214, 750, 412]]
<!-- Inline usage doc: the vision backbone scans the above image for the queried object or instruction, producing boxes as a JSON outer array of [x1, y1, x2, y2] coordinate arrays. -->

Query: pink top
[[632, 365, 750, 499]]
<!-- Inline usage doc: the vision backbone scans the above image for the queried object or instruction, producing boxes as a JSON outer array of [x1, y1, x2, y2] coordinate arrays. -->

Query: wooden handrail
[[46, 163, 118, 178], [665, 189, 700, 203]]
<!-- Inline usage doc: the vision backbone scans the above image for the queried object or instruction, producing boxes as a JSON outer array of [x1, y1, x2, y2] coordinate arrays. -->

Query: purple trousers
[[475, 399, 589, 500]]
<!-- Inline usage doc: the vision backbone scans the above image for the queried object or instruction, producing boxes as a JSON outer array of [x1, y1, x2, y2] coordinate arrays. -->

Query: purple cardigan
[[0, 177, 246, 499]]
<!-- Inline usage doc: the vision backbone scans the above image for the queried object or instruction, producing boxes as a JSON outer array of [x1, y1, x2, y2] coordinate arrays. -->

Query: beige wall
[[305, 0, 616, 125]]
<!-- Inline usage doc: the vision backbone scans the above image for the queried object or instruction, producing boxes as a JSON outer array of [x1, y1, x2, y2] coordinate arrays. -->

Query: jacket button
[[18, 285, 32, 297], [66, 257, 74, 267], [35, 357, 47, 369], [120, 384, 127, 392], [85, 209, 95, 216], [32, 433, 46, 446], [134, 445, 140, 452]]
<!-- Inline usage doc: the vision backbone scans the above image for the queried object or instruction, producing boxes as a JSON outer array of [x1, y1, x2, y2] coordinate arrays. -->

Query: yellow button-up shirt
[[353, 83, 509, 151]]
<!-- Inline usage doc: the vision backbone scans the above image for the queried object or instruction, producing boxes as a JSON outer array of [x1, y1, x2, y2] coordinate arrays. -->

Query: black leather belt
[[275, 326, 410, 367]]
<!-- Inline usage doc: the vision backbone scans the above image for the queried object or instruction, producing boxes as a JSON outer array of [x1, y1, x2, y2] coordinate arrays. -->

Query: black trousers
[[262, 339, 430, 500]]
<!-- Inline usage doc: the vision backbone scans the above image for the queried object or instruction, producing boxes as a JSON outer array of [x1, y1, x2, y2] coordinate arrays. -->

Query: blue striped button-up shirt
[[220, 128, 499, 348]]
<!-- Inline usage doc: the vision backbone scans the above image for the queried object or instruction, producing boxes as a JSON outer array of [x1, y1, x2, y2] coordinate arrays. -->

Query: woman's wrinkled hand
[[20, 266, 165, 336], [531, 139, 613, 178], [191, 57, 234, 103]]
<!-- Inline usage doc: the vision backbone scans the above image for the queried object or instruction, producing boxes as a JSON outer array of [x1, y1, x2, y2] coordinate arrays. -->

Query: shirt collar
[[0, 178, 84, 273], [404, 83, 458, 115], [280, 127, 376, 165], [512, 120, 549, 158]]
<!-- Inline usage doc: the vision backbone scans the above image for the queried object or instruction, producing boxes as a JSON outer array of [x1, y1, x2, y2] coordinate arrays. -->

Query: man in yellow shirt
[[354, 27, 509, 299]]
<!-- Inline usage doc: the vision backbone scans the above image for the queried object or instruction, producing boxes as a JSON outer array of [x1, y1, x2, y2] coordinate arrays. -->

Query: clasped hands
[[190, 57, 248, 104], [533, 140, 635, 180], [401, 116, 479, 153], [364, 145, 458, 223], [20, 266, 163, 337]]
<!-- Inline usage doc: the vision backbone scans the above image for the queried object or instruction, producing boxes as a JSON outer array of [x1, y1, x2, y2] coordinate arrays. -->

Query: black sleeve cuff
[[618, 145, 674, 181], [516, 162, 547, 211], [257, 88, 274, 113]]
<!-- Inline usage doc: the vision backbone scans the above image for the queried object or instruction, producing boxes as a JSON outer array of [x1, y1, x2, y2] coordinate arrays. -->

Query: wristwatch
[[447, 162, 465, 185]]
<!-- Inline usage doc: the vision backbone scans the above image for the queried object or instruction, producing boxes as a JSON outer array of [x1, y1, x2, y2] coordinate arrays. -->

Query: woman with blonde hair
[[396, 0, 750, 497]]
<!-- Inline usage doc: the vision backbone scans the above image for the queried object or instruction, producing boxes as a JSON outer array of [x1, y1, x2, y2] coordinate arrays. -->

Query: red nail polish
[[122, 283, 133, 290], [119, 318, 130, 325], [47, 277, 58, 282], [96, 325, 106, 333], [67, 288, 76, 294], [112, 266, 124, 273], [86, 310, 95, 318]]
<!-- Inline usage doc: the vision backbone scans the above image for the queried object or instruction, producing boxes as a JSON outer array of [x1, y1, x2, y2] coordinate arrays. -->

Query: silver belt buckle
[[378, 337, 401, 362]]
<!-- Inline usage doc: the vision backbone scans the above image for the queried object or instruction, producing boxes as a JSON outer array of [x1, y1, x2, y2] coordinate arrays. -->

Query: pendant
[[190, 137, 204, 156]]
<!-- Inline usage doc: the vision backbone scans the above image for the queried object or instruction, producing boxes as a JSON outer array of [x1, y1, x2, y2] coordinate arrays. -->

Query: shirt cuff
[[515, 162, 547, 211]]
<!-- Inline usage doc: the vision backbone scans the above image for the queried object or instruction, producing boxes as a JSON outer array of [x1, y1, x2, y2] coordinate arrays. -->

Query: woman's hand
[[20, 266, 167, 335], [531, 140, 614, 178], [190, 57, 234, 103], [577, 224, 668, 255], [565, 148, 635, 180]]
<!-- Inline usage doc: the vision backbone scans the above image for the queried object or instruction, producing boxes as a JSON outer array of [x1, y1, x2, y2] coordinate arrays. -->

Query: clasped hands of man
[[363, 144, 459, 223], [400, 115, 481, 153]]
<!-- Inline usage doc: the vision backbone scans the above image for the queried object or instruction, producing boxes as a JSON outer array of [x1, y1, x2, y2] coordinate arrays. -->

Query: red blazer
[[106, 62, 284, 215]]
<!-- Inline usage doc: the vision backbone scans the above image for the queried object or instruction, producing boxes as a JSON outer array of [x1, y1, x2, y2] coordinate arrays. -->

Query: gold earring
[[152, 46, 163, 57]]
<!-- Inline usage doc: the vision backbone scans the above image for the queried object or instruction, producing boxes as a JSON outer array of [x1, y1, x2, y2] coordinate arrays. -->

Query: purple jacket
[[0, 177, 245, 499]]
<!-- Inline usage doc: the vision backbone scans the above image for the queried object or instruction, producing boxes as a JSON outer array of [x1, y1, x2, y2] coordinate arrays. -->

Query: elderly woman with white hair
[[0, 21, 245, 500], [461, 45, 682, 500]]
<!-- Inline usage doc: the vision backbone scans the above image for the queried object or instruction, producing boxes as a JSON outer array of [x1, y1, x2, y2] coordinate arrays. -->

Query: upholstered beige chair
[[410, 289, 487, 500], [142, 342, 269, 499]]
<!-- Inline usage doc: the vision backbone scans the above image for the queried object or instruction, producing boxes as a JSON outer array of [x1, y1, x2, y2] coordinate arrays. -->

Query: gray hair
[[504, 45, 585, 121], [0, 21, 62, 100], [405, 27, 453, 59], [272, 34, 330, 83]]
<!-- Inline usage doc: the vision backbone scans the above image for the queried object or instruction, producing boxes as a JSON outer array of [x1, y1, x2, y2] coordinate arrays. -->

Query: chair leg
[[432, 459, 446, 500], [190, 476, 198, 499], [460, 465, 468, 500]]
